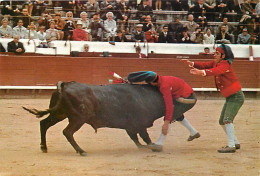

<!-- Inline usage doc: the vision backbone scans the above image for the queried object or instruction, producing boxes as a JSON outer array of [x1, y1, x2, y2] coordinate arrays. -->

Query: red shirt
[[73, 28, 87, 41], [158, 76, 194, 121], [194, 60, 242, 97]]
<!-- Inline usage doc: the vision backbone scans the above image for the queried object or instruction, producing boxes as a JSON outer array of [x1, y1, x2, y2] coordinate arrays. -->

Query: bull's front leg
[[139, 129, 152, 145], [63, 119, 87, 156], [126, 130, 143, 148]]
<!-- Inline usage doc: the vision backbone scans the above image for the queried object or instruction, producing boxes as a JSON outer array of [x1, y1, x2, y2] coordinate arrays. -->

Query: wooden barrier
[[0, 55, 259, 89]]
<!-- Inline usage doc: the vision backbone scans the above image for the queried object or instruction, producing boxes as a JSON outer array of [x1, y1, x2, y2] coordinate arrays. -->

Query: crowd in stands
[[0, 0, 259, 51]]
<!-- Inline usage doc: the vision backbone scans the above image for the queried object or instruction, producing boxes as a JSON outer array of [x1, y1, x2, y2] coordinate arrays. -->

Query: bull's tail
[[23, 81, 64, 118]]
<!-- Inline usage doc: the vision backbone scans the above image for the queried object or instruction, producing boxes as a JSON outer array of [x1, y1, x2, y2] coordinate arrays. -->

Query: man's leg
[[177, 116, 200, 141]]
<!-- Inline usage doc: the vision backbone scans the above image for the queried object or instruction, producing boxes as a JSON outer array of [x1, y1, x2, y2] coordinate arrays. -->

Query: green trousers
[[219, 90, 245, 125]]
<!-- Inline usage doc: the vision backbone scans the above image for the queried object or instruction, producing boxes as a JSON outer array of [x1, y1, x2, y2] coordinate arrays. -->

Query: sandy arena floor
[[0, 98, 259, 176]]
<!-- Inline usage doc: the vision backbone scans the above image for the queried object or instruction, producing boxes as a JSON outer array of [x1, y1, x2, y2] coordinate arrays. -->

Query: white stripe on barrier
[[0, 86, 259, 92]]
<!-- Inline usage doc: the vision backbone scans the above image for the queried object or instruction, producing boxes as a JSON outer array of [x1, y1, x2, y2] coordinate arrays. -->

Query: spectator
[[86, 0, 100, 18], [13, 19, 28, 39], [73, 21, 88, 41], [104, 12, 117, 41], [216, 24, 232, 43], [88, 13, 106, 41], [76, 1, 87, 17], [53, 12, 65, 40], [168, 17, 184, 43], [203, 28, 215, 44], [61, 0, 77, 14], [192, 0, 209, 22], [27, 22, 38, 39], [115, 29, 129, 42], [46, 21, 60, 43], [178, 28, 192, 43], [0, 18, 13, 38], [155, 0, 162, 10], [241, 0, 254, 14], [183, 14, 200, 36], [142, 15, 155, 32], [0, 42, 6, 52], [145, 27, 159, 43], [237, 27, 251, 43], [204, 0, 217, 21], [131, 24, 146, 43], [217, 17, 235, 34], [37, 26, 48, 48], [136, 0, 153, 22], [158, 25, 171, 43], [63, 11, 76, 40], [83, 44, 89, 52], [172, 0, 189, 11], [199, 47, 214, 55], [135, 46, 146, 58], [216, 0, 234, 20], [34, 0, 47, 16], [188, 0, 197, 9], [77, 11, 91, 41], [115, 0, 131, 31], [13, 8, 31, 28], [190, 27, 204, 43], [24, 0, 34, 16], [1, 1, 15, 16], [7, 35, 25, 54], [100, 0, 115, 20], [38, 10, 53, 30], [256, 1, 260, 15]]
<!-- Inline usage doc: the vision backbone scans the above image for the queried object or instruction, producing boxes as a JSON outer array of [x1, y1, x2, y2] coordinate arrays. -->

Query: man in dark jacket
[[7, 35, 25, 54], [0, 42, 6, 52], [158, 25, 171, 43]]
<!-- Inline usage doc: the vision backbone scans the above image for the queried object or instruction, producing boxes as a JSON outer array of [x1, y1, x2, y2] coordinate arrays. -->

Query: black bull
[[23, 81, 194, 156]]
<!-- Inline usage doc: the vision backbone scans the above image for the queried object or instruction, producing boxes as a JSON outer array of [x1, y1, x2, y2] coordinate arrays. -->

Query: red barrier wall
[[0, 55, 259, 88]]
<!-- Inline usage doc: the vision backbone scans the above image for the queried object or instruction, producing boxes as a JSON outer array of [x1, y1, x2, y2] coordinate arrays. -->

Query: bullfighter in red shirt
[[128, 71, 200, 152], [182, 44, 245, 153]]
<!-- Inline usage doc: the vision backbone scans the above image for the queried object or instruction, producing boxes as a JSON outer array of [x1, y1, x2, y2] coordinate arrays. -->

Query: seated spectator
[[73, 21, 88, 41], [183, 14, 200, 36], [172, 0, 189, 11], [76, 1, 87, 17], [63, 11, 76, 40], [37, 26, 48, 48], [78, 12, 90, 30], [190, 27, 204, 43], [46, 21, 60, 43], [100, 0, 115, 20], [216, 0, 234, 20], [142, 15, 155, 32], [204, 0, 216, 21], [155, 0, 162, 10], [33, 0, 47, 16], [24, 0, 34, 16], [0, 42, 6, 52], [191, 0, 209, 22], [241, 0, 254, 14], [53, 12, 65, 40], [136, 0, 153, 22], [135, 46, 146, 58], [188, 0, 197, 9], [13, 8, 31, 28], [84, 44, 89, 52], [216, 24, 232, 43], [86, 0, 100, 18], [131, 24, 146, 43], [115, 29, 129, 42], [237, 27, 251, 43], [38, 10, 53, 30], [158, 25, 171, 43], [256, 1, 260, 16], [1, 1, 15, 16], [89, 13, 106, 41], [115, 0, 131, 32], [104, 12, 117, 42], [13, 19, 28, 39], [7, 35, 25, 54], [168, 17, 183, 43], [0, 18, 13, 38], [145, 27, 159, 43], [199, 47, 214, 55], [178, 28, 192, 43], [203, 28, 215, 44], [217, 17, 235, 34], [61, 0, 76, 14], [27, 22, 38, 39]]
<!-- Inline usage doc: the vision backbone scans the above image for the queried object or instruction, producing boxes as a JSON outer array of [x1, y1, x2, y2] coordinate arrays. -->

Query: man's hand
[[162, 120, 170, 135], [181, 59, 194, 68], [190, 68, 204, 76]]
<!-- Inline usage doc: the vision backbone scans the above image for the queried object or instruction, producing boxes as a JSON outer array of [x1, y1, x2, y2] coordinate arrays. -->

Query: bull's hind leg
[[126, 130, 143, 148], [139, 129, 152, 145], [40, 115, 64, 153], [63, 119, 87, 156]]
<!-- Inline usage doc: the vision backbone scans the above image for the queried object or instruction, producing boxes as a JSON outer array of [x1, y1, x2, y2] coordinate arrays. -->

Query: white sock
[[225, 123, 235, 147], [154, 125, 171, 145], [221, 125, 240, 145], [178, 118, 197, 136]]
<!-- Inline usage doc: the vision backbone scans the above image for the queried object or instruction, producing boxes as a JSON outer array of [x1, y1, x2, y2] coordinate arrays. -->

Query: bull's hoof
[[146, 143, 163, 152], [41, 145, 48, 153], [79, 151, 88, 156]]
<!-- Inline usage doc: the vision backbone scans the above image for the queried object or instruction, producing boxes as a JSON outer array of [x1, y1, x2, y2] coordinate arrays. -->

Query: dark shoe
[[235, 144, 240, 149], [146, 143, 163, 152], [187, 133, 200, 141], [218, 146, 236, 153]]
